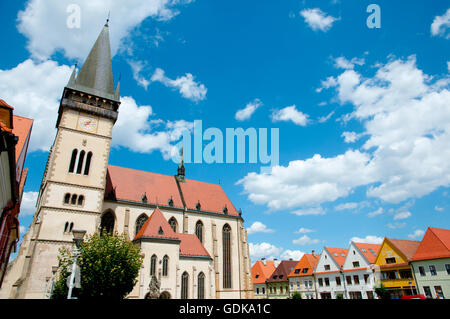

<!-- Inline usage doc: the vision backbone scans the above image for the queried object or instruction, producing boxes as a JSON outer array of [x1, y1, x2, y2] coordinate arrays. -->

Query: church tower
[[0, 22, 120, 298]]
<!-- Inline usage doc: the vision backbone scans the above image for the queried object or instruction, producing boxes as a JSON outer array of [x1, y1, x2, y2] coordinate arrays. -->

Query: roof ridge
[[429, 227, 450, 252]]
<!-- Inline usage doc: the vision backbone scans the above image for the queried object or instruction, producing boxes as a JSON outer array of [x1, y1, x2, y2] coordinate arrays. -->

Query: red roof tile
[[176, 233, 210, 258], [12, 115, 33, 162], [266, 260, 298, 283], [326, 247, 348, 267], [288, 253, 320, 277], [353, 243, 381, 264], [252, 260, 276, 284], [387, 238, 420, 261], [0, 99, 14, 110], [413, 227, 450, 261]]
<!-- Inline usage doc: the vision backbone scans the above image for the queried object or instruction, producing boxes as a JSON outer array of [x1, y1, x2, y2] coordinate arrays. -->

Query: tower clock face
[[78, 115, 98, 132]]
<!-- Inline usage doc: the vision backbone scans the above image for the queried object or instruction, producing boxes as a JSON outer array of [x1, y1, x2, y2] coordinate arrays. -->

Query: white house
[[314, 247, 348, 299]]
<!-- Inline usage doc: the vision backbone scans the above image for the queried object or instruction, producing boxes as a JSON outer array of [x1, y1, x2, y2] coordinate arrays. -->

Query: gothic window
[[100, 211, 115, 235], [64, 193, 71, 204], [169, 217, 177, 233], [181, 272, 189, 299], [198, 272, 205, 299], [76, 150, 85, 174], [84, 152, 92, 175], [64, 222, 69, 233], [77, 195, 84, 206], [195, 220, 203, 243], [223, 224, 232, 289], [69, 222, 74, 233], [71, 194, 77, 205], [135, 214, 148, 236], [150, 254, 157, 277], [69, 149, 78, 173], [162, 255, 169, 277]]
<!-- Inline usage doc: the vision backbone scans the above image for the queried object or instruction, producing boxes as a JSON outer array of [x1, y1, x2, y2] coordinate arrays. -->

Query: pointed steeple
[[67, 64, 77, 87], [114, 74, 121, 100], [67, 22, 117, 102]]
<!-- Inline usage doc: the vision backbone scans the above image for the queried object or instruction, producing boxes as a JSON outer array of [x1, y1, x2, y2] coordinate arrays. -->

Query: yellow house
[[374, 238, 421, 299]]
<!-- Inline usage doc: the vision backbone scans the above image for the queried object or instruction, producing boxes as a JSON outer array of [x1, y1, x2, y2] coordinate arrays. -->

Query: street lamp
[[67, 229, 86, 299]]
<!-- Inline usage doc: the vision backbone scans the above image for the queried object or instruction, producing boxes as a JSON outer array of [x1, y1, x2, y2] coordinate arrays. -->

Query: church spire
[[67, 22, 118, 102]]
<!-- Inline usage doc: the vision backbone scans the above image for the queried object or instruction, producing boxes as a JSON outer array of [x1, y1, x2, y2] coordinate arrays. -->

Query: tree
[[51, 232, 143, 299], [374, 282, 391, 300], [291, 292, 302, 299]]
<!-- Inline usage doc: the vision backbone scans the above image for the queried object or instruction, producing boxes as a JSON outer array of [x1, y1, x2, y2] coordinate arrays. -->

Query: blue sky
[[1, 0, 449, 262]]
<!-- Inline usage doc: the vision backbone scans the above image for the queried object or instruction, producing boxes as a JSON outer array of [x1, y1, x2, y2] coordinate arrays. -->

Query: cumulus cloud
[[291, 207, 326, 216], [292, 235, 321, 246], [300, 8, 338, 32], [408, 229, 425, 239], [431, 8, 450, 39], [295, 227, 315, 234], [342, 131, 363, 143], [238, 55, 450, 211], [280, 250, 304, 261], [128, 60, 150, 90], [246, 221, 275, 235], [334, 56, 365, 70], [367, 207, 383, 218], [151, 68, 207, 102], [249, 242, 283, 261], [271, 105, 309, 126], [350, 235, 383, 244], [20, 191, 39, 216], [235, 98, 263, 121], [17, 0, 195, 60]]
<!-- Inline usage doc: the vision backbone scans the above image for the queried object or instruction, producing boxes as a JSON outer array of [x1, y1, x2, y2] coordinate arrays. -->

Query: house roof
[[252, 260, 276, 284], [288, 253, 320, 278], [266, 260, 298, 283], [326, 247, 348, 268], [134, 207, 210, 258], [353, 242, 381, 264], [105, 164, 239, 216], [0, 99, 14, 110], [387, 238, 420, 261], [412, 227, 450, 261], [12, 115, 33, 161]]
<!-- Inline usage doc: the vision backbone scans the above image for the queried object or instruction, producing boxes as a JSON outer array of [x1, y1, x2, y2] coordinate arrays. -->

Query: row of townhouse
[[251, 226, 450, 299]]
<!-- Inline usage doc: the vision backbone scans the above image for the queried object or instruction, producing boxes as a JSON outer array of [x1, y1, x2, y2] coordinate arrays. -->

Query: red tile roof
[[105, 165, 239, 216], [0, 99, 14, 110], [353, 243, 381, 264], [387, 238, 420, 261], [266, 260, 298, 283], [252, 260, 276, 284], [288, 253, 320, 277], [12, 115, 33, 162], [326, 247, 348, 268], [412, 227, 450, 261], [134, 207, 210, 258]]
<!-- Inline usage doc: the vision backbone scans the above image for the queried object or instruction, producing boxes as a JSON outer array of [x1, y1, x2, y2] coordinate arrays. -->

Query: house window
[[385, 257, 396, 264], [71, 194, 77, 205], [296, 281, 300, 289], [324, 278, 330, 286], [419, 266, 426, 276], [222, 224, 232, 289], [423, 286, 432, 298], [399, 270, 412, 279], [294, 269, 301, 274], [162, 255, 169, 277], [434, 286, 444, 299], [262, 287, 265, 294], [168, 217, 178, 232], [346, 276, 352, 285], [352, 261, 360, 268], [198, 272, 205, 299], [445, 264, 450, 275], [64, 222, 69, 233], [256, 287, 260, 295], [64, 193, 71, 204], [364, 274, 369, 284], [429, 265, 437, 276], [150, 254, 157, 276], [318, 278, 323, 287], [302, 268, 308, 273], [324, 264, 330, 271], [83, 152, 92, 175], [69, 149, 78, 173], [100, 211, 115, 235], [335, 277, 341, 286], [76, 150, 85, 174], [195, 220, 203, 243], [181, 272, 189, 299], [353, 275, 360, 285], [77, 195, 84, 206], [135, 214, 148, 236], [367, 291, 374, 299]]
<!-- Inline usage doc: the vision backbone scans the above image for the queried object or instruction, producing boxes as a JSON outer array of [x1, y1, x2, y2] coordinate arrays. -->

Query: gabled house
[[374, 238, 420, 299], [266, 260, 298, 299], [251, 259, 276, 299], [341, 242, 380, 299], [288, 251, 320, 299], [314, 247, 348, 299], [411, 227, 450, 299]]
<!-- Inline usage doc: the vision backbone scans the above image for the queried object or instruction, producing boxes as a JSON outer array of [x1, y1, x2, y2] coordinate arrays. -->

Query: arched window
[[168, 217, 178, 233], [64, 193, 71, 204], [69, 222, 74, 233], [71, 194, 77, 205], [150, 254, 157, 277], [64, 222, 69, 233], [162, 255, 169, 277], [198, 272, 205, 299], [69, 149, 78, 173], [223, 224, 232, 289], [195, 220, 203, 243], [77, 195, 84, 206], [100, 211, 115, 235], [181, 272, 189, 299], [135, 214, 148, 236], [76, 150, 85, 174], [84, 152, 92, 175]]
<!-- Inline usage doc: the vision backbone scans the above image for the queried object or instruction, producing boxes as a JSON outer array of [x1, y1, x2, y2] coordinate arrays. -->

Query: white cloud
[[334, 202, 358, 211], [318, 111, 334, 123], [151, 68, 207, 102], [280, 250, 304, 261], [291, 207, 326, 216], [342, 131, 363, 143], [20, 191, 39, 216], [387, 222, 406, 229], [271, 105, 309, 126], [249, 242, 283, 261], [350, 235, 383, 244], [239, 55, 450, 211], [128, 60, 150, 90], [431, 8, 450, 39], [0, 59, 72, 152], [435, 205, 444, 212], [17, 0, 195, 60], [408, 229, 425, 239], [292, 235, 321, 246], [246, 221, 275, 235], [295, 227, 315, 234], [300, 8, 338, 32], [393, 211, 411, 220], [334, 56, 365, 70], [367, 207, 383, 218], [316, 76, 338, 92], [235, 99, 263, 121]]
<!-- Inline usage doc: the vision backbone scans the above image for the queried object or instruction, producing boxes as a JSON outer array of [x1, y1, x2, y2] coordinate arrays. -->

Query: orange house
[[251, 260, 275, 298], [288, 252, 320, 299]]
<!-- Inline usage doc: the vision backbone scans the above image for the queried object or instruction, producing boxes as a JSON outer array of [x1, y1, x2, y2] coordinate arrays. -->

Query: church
[[0, 22, 253, 299]]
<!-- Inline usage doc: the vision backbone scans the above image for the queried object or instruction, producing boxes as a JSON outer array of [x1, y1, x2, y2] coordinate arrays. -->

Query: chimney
[[312, 250, 315, 257], [261, 257, 266, 266]]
